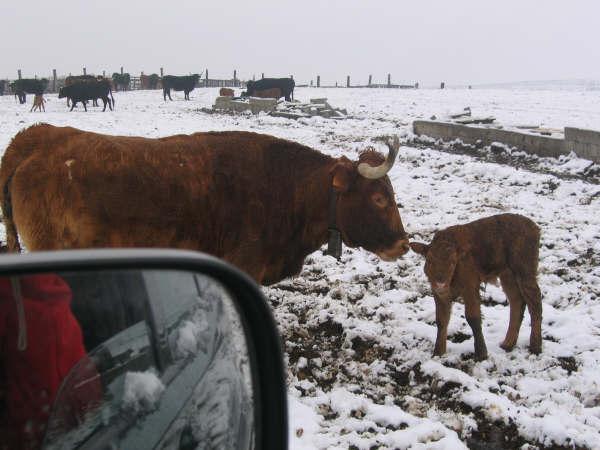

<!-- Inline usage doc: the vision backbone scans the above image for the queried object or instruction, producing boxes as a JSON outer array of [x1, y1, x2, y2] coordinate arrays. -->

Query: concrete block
[[230, 100, 251, 113], [249, 97, 277, 114], [213, 96, 232, 109], [564, 127, 600, 163]]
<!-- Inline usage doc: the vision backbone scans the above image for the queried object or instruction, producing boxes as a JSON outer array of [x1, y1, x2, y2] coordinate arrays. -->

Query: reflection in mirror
[[0, 270, 254, 450]]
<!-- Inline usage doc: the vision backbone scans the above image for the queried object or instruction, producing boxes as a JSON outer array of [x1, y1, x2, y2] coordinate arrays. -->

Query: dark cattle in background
[[10, 78, 49, 104], [140, 74, 160, 90], [0, 80, 5, 96], [162, 74, 200, 101], [1, 125, 410, 285], [252, 88, 282, 99], [65, 75, 103, 107], [58, 79, 114, 112], [65, 75, 97, 86], [245, 78, 295, 101], [112, 73, 131, 91]]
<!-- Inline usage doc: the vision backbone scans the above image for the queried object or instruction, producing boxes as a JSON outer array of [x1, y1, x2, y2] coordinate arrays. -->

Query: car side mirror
[[0, 249, 287, 450]]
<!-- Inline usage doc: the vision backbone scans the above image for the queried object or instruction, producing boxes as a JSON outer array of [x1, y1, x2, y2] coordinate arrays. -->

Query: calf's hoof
[[529, 343, 542, 355], [474, 350, 488, 361], [500, 340, 516, 352], [432, 348, 446, 358]]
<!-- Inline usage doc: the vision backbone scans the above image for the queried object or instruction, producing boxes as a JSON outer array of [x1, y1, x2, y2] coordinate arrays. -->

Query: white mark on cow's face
[[65, 159, 75, 180]]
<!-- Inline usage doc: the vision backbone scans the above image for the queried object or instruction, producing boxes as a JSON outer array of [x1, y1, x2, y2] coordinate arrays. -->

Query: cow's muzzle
[[376, 238, 410, 261]]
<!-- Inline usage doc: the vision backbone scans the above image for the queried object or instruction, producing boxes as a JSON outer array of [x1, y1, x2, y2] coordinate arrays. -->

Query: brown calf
[[219, 87, 235, 97], [252, 88, 282, 99], [30, 94, 45, 112], [410, 213, 542, 360]]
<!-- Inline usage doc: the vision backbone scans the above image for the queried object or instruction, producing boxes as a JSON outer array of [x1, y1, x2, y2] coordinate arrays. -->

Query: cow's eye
[[372, 193, 388, 208]]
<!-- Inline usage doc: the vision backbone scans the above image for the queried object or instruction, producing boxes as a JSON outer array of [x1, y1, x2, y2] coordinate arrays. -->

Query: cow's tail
[[2, 174, 21, 252]]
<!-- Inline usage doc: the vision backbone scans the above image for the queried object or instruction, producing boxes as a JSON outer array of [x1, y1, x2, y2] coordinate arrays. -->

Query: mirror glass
[[0, 270, 254, 450]]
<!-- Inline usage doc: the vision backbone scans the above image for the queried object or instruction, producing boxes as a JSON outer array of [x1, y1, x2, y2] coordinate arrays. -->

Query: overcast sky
[[2, 0, 599, 86]]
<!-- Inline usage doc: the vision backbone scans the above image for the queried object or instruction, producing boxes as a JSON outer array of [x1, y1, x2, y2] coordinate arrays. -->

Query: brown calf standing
[[219, 87, 235, 97], [410, 213, 542, 360], [30, 94, 46, 112]]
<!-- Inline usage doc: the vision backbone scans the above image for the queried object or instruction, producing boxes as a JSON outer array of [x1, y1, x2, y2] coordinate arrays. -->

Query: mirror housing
[[0, 249, 287, 450]]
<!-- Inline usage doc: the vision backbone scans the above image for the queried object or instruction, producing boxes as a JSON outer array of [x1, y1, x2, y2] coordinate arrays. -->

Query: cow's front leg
[[433, 294, 452, 357]]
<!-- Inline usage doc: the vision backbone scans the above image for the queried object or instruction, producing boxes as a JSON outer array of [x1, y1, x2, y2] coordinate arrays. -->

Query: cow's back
[[1, 125, 330, 257]]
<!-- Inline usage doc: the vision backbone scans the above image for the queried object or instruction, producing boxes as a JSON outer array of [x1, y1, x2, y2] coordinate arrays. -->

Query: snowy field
[[1, 86, 600, 449]]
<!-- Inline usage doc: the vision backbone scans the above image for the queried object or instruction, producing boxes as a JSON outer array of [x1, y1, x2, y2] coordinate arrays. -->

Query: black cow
[[162, 74, 200, 101], [10, 78, 49, 104], [245, 78, 295, 101], [112, 73, 131, 91], [58, 79, 114, 112], [65, 75, 103, 107]]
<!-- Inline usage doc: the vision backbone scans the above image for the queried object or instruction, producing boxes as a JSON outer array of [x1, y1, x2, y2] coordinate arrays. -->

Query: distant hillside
[[473, 79, 600, 91]]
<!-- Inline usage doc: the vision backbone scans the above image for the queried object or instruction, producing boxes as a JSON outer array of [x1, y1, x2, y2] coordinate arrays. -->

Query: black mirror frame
[[0, 248, 288, 450]]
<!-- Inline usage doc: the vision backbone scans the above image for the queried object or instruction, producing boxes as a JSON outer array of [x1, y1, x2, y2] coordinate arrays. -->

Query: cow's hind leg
[[516, 274, 543, 354], [70, 101, 76, 111], [499, 270, 526, 351]]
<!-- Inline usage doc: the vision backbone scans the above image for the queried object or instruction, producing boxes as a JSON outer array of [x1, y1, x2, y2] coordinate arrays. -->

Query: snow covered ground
[[1, 86, 599, 449]]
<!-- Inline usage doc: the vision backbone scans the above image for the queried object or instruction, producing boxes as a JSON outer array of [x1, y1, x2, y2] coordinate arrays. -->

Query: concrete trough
[[413, 120, 600, 163]]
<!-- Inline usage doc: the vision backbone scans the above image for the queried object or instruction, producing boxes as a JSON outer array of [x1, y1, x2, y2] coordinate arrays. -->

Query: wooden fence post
[[368, 75, 372, 86], [415, 82, 419, 89], [346, 75, 350, 87], [83, 67, 86, 75], [440, 82, 445, 89], [316, 75, 320, 87], [233, 69, 237, 85], [387, 74, 391, 87], [160, 67, 164, 77], [18, 69, 22, 79], [261, 73, 264, 79], [102, 70, 106, 77], [52, 69, 57, 92]]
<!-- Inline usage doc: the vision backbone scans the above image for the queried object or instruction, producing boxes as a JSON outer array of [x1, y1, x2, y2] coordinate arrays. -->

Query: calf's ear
[[330, 158, 354, 193], [409, 242, 430, 256]]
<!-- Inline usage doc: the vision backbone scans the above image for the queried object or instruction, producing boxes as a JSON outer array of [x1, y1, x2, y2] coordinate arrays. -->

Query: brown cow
[[0, 124, 410, 285], [30, 94, 46, 112], [252, 88, 282, 99], [219, 88, 235, 97], [410, 213, 542, 360]]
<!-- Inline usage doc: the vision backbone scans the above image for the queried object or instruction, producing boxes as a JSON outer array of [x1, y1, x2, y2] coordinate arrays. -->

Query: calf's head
[[410, 237, 463, 294], [332, 136, 409, 261]]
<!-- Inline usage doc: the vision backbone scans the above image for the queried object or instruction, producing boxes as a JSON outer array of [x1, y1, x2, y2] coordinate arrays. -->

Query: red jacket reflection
[[0, 274, 88, 449]]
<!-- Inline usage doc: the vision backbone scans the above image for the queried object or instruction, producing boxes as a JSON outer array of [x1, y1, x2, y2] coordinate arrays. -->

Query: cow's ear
[[330, 159, 354, 192], [409, 242, 430, 256]]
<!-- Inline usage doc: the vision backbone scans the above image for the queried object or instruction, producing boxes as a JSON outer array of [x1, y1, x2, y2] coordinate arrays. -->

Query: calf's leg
[[464, 289, 488, 360], [499, 270, 526, 351], [433, 294, 452, 356], [516, 275, 543, 354]]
